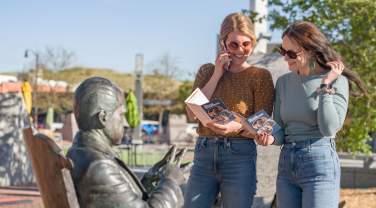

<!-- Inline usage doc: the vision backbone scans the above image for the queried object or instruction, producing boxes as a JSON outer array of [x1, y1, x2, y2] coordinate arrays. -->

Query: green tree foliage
[[125, 91, 140, 128], [165, 81, 194, 115], [266, 0, 376, 153], [177, 81, 193, 103]]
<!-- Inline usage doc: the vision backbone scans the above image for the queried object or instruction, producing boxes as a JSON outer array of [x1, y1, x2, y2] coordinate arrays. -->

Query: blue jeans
[[277, 138, 340, 208], [184, 137, 257, 208]]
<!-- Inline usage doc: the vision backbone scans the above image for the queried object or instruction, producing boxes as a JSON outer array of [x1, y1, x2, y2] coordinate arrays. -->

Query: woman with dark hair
[[254, 21, 367, 207]]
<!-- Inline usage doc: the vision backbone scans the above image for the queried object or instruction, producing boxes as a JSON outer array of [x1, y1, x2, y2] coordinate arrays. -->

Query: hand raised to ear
[[322, 61, 345, 84]]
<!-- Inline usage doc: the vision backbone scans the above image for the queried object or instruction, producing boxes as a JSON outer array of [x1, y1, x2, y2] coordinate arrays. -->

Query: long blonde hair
[[219, 13, 256, 49]]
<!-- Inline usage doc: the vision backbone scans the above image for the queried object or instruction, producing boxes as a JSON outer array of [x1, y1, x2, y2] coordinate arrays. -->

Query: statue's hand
[[141, 145, 175, 191], [141, 146, 190, 191], [163, 148, 190, 186]]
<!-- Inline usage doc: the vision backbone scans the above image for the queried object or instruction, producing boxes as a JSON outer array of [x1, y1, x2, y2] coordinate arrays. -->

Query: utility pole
[[134, 54, 144, 141], [24, 49, 41, 127]]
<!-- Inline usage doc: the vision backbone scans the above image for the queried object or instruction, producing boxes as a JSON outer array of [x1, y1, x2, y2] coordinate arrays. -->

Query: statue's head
[[74, 77, 126, 145]]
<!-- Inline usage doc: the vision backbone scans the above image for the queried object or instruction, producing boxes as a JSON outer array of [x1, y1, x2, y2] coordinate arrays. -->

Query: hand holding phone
[[222, 44, 232, 71], [214, 41, 232, 76]]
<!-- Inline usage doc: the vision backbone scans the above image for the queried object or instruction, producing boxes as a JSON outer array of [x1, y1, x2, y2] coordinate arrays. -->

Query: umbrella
[[21, 81, 32, 114]]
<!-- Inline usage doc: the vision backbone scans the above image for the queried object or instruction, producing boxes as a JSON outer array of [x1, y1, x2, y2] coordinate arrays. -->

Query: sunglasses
[[225, 40, 253, 52], [278, 46, 302, 59]]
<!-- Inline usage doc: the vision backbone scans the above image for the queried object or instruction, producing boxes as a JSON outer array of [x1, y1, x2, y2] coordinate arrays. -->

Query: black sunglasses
[[278, 46, 302, 59]]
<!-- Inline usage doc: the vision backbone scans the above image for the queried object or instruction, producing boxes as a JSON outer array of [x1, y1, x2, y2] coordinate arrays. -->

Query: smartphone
[[221, 40, 231, 71]]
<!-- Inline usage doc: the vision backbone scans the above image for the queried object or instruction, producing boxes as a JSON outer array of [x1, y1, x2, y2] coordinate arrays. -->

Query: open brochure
[[185, 88, 235, 126], [246, 110, 281, 135]]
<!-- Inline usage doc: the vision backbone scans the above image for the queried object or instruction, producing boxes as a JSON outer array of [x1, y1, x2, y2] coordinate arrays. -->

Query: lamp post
[[134, 54, 144, 141], [24, 49, 41, 127]]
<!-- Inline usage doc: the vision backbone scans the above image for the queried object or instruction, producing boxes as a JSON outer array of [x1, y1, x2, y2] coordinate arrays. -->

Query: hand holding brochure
[[185, 88, 235, 126], [246, 110, 281, 135]]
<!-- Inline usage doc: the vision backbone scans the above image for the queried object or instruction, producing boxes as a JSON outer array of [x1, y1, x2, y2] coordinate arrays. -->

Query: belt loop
[[202, 137, 207, 147], [224, 138, 230, 149], [308, 138, 313, 152], [330, 138, 336, 150]]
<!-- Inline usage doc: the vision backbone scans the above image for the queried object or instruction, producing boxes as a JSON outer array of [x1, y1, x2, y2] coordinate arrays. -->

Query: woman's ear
[[97, 109, 107, 127]]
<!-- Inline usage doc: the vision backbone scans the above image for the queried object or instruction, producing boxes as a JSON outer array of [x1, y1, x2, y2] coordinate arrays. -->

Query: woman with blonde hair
[[184, 12, 274, 208], [255, 21, 367, 207]]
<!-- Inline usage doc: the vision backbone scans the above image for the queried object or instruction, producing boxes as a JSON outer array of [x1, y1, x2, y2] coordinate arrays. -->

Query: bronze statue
[[67, 77, 188, 208]]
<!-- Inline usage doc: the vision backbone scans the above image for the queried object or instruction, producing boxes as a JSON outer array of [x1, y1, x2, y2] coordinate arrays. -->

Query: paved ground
[[0, 187, 376, 208], [2, 140, 374, 208], [0, 187, 43, 208], [340, 188, 376, 208]]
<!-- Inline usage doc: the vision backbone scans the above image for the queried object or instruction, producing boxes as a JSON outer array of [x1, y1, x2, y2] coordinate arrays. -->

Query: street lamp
[[24, 49, 41, 127], [134, 54, 144, 141]]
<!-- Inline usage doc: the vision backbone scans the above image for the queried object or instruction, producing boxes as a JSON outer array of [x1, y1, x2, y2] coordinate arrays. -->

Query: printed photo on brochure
[[246, 110, 281, 135]]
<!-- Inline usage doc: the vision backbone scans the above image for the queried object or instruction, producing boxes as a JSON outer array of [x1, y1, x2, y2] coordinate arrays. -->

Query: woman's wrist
[[316, 84, 336, 95], [321, 78, 332, 85], [234, 125, 244, 135], [241, 127, 256, 139], [212, 69, 223, 79]]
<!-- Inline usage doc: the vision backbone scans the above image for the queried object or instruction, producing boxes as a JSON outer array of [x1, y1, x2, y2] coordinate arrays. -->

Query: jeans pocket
[[299, 147, 335, 182], [193, 139, 205, 164], [229, 140, 256, 156], [330, 147, 340, 179], [194, 138, 205, 154]]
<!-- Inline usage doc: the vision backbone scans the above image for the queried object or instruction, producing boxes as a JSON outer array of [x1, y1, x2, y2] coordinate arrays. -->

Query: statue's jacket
[[67, 131, 183, 208]]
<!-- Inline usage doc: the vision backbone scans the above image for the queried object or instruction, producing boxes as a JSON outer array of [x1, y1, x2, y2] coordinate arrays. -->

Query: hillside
[[19, 67, 191, 115], [42, 67, 181, 96]]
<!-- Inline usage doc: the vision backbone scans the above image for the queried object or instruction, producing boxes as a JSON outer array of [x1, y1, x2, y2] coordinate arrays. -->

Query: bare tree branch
[[150, 53, 180, 79], [41, 46, 76, 71]]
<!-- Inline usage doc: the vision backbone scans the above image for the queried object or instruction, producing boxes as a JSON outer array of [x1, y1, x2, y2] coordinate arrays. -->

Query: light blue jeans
[[184, 137, 257, 208], [277, 138, 340, 208]]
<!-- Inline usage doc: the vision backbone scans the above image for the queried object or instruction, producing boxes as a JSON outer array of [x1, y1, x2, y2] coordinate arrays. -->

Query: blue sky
[[0, 0, 281, 78]]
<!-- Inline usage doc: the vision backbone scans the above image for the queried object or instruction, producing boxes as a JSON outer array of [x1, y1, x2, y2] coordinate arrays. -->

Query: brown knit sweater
[[191, 63, 275, 137]]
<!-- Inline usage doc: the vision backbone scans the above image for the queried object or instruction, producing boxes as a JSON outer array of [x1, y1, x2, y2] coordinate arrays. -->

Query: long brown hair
[[282, 21, 367, 96]]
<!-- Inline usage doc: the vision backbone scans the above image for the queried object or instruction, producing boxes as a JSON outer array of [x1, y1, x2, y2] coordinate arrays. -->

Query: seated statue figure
[[67, 77, 187, 208]]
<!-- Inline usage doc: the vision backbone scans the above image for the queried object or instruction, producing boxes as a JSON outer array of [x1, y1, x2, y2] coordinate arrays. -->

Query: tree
[[265, 0, 376, 153], [177, 81, 193, 103], [166, 80, 193, 115], [149, 53, 181, 79], [41, 46, 76, 71], [25, 46, 76, 118]]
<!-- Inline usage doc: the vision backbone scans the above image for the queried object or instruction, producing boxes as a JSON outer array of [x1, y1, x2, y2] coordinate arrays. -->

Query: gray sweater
[[272, 72, 349, 145]]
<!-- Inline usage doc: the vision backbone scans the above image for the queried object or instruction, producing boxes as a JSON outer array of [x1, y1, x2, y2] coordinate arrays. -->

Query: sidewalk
[[0, 187, 43, 208]]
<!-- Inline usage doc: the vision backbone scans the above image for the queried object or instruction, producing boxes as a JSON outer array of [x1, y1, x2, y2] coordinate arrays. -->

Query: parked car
[[141, 120, 160, 144]]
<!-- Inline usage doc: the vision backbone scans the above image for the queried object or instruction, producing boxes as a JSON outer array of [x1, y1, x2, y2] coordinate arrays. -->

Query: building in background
[[250, 0, 271, 54]]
